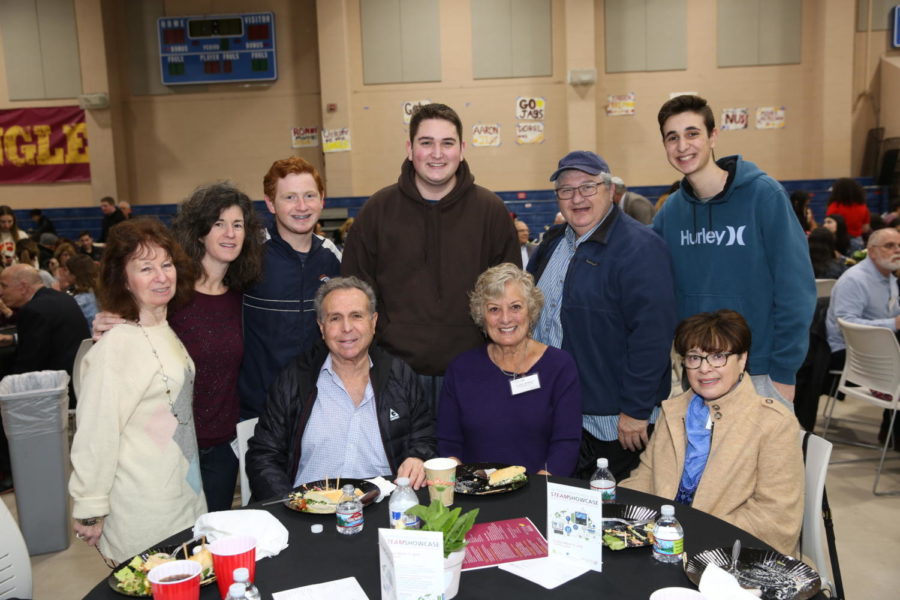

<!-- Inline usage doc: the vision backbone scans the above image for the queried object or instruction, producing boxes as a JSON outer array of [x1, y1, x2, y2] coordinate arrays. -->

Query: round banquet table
[[84, 476, 826, 599]]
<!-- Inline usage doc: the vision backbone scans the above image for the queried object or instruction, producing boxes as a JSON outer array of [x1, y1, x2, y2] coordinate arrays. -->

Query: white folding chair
[[814, 278, 836, 298], [70, 338, 94, 435], [800, 432, 835, 596], [0, 501, 32, 600], [821, 319, 900, 495], [236, 417, 259, 506]]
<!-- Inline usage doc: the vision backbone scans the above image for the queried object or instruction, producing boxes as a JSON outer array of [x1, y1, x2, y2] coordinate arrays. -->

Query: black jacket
[[246, 342, 436, 501], [11, 287, 90, 407]]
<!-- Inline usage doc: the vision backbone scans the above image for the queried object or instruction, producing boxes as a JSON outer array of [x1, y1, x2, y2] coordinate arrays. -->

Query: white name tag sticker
[[510, 373, 541, 395]]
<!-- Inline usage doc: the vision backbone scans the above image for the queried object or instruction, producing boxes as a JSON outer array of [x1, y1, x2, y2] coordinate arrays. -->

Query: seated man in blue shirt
[[826, 227, 900, 357], [826, 227, 900, 446], [246, 276, 436, 501]]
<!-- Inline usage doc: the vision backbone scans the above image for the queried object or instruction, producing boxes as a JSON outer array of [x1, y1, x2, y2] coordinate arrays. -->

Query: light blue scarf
[[676, 393, 711, 505]]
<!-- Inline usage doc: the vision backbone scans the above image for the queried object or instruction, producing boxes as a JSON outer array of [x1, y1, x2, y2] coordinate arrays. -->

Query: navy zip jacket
[[238, 225, 341, 419], [528, 205, 677, 419]]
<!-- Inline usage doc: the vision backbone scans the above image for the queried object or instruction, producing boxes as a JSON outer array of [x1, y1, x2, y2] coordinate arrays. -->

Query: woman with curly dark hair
[[70, 218, 204, 563], [166, 182, 264, 510], [826, 178, 870, 251]]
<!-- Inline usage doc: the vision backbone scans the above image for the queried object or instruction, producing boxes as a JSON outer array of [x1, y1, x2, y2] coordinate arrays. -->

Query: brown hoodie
[[342, 159, 521, 375]]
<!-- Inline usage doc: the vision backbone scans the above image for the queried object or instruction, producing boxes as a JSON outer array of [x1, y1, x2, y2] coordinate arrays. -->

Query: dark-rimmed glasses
[[555, 182, 600, 200], [683, 352, 734, 369]]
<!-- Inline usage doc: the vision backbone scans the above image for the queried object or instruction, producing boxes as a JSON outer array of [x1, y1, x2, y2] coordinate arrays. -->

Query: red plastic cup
[[209, 536, 257, 599], [147, 560, 201, 600]]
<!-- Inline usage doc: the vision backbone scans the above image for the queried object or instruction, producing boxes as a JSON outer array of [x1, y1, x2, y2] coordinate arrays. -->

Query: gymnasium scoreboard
[[157, 12, 277, 85]]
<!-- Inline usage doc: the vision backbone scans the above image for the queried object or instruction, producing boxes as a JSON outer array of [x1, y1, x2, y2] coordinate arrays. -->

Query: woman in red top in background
[[825, 178, 870, 252]]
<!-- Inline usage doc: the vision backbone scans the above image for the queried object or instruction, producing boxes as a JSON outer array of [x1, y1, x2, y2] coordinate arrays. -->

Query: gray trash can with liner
[[0, 370, 70, 555]]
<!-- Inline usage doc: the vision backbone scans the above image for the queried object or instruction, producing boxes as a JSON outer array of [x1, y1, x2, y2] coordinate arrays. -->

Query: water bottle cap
[[596, 458, 608, 468], [661, 504, 675, 516], [233, 567, 249, 582], [228, 582, 246, 598], [311, 523, 324, 534], [396, 477, 410, 487], [342, 484, 355, 493]]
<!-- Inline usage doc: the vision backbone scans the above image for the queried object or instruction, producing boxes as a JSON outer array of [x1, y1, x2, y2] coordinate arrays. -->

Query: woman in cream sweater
[[69, 219, 206, 563]]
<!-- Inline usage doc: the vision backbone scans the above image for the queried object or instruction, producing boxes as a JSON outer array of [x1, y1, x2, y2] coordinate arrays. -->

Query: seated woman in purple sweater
[[437, 263, 582, 476]]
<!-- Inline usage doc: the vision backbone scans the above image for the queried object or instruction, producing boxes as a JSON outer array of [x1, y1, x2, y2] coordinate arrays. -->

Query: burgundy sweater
[[169, 289, 243, 447]]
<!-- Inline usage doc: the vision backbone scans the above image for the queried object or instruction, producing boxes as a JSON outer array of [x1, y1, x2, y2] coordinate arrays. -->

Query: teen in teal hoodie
[[653, 155, 816, 387]]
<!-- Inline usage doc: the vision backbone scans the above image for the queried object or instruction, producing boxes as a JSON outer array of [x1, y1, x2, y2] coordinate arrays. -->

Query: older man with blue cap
[[528, 151, 678, 481]]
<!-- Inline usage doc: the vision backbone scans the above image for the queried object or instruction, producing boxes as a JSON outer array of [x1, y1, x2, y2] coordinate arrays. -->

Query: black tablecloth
[[84, 477, 825, 599]]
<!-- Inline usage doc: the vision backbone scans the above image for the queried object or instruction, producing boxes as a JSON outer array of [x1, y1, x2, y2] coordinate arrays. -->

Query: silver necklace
[[137, 322, 194, 425], [491, 338, 530, 380]]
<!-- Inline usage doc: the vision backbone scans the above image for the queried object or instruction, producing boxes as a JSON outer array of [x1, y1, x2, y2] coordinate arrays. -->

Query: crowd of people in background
[[0, 98, 898, 565]]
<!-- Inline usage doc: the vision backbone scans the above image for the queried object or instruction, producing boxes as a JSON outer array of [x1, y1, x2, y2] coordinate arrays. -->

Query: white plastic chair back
[[0, 501, 32, 600], [800, 432, 834, 596], [836, 318, 900, 494], [71, 338, 94, 401], [837, 319, 900, 407], [236, 417, 259, 506], [814, 278, 835, 298]]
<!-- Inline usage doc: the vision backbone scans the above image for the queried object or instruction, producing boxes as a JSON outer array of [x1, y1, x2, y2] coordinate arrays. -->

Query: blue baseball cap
[[549, 151, 611, 182]]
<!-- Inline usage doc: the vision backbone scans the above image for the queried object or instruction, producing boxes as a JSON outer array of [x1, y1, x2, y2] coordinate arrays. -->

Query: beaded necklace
[[137, 322, 194, 425]]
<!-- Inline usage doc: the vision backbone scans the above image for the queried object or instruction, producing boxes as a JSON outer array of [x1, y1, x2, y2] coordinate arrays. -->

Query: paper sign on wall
[[720, 108, 748, 131], [291, 127, 319, 148], [322, 128, 351, 152], [755, 106, 786, 129], [546, 482, 604, 571], [402, 100, 432, 125], [606, 93, 635, 116], [516, 97, 545, 120], [472, 123, 501, 147], [516, 122, 544, 145]]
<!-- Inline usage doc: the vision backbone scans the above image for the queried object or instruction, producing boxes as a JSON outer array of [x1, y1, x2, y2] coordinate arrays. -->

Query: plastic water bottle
[[232, 567, 261, 600], [336, 483, 364, 535], [225, 582, 246, 600], [589, 458, 616, 503], [389, 477, 421, 529], [653, 504, 685, 563]]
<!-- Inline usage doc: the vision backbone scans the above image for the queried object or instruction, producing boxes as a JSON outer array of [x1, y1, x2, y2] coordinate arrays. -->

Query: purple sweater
[[437, 345, 582, 476], [169, 289, 243, 447]]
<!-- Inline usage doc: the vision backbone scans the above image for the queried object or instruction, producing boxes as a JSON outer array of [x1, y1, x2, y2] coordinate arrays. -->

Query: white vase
[[443, 547, 467, 599]]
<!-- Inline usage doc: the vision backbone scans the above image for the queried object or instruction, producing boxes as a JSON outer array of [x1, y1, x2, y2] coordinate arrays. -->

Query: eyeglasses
[[873, 242, 900, 251], [555, 182, 600, 200], [683, 352, 734, 369]]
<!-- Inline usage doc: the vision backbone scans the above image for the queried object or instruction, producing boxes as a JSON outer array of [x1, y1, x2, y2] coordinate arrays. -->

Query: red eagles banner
[[0, 106, 90, 183]]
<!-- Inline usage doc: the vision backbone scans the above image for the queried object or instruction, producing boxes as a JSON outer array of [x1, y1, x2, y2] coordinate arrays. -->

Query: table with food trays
[[83, 475, 826, 599]]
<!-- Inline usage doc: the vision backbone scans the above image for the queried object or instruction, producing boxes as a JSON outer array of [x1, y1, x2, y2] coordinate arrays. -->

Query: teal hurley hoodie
[[652, 155, 816, 385]]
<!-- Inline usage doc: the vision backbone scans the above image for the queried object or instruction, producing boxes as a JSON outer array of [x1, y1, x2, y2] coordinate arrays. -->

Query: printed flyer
[[462, 517, 547, 570], [378, 529, 444, 600], [546, 482, 603, 571]]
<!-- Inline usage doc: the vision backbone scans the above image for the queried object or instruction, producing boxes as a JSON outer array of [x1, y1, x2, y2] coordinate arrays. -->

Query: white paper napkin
[[498, 556, 590, 589], [193, 509, 289, 559], [273, 576, 369, 599], [365, 476, 396, 502], [699, 564, 762, 599]]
